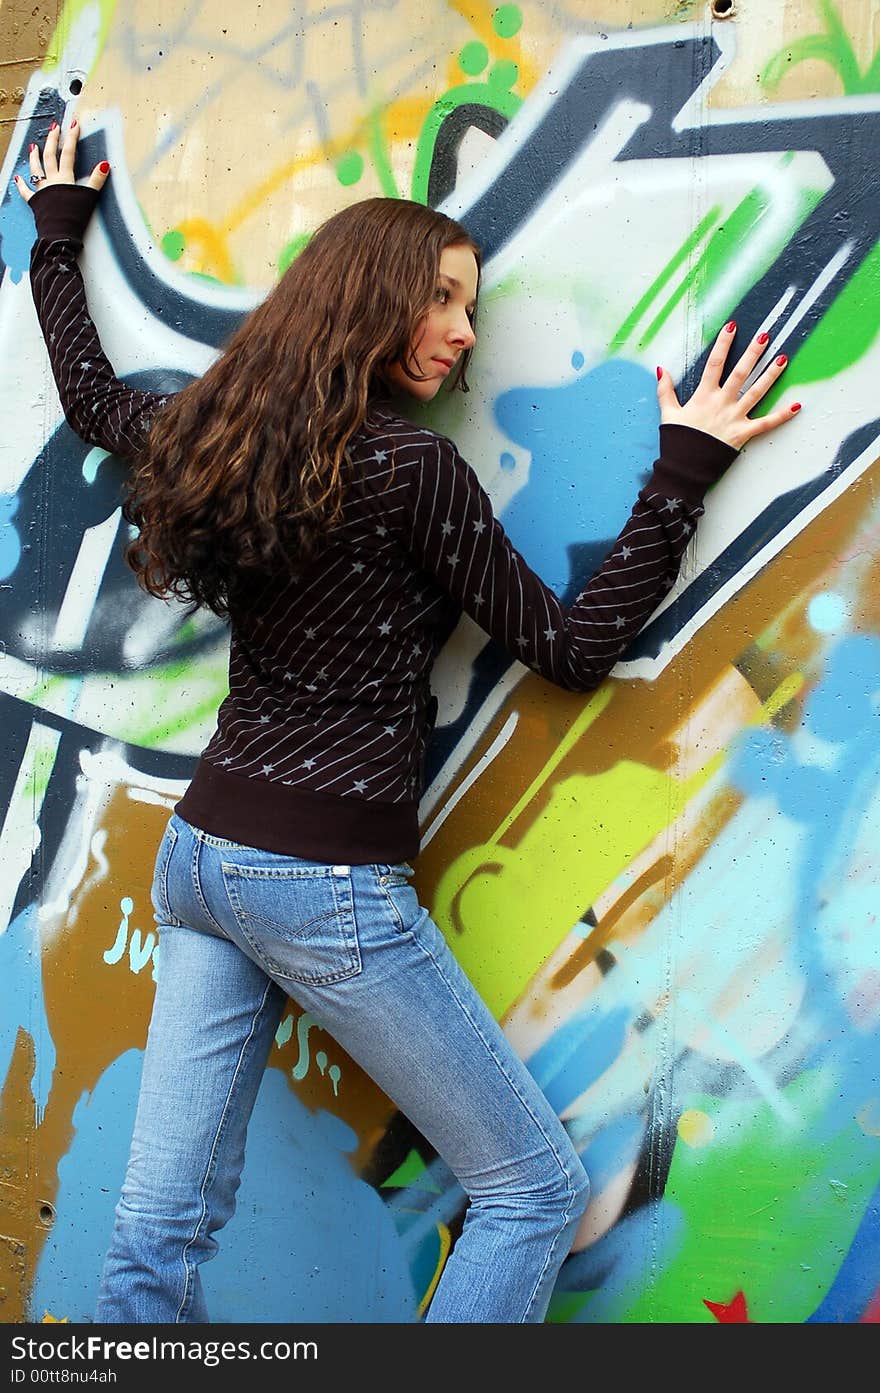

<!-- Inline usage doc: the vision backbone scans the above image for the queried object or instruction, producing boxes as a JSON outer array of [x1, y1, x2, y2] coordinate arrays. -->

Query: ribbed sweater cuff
[[650, 422, 739, 507], [29, 184, 101, 245]]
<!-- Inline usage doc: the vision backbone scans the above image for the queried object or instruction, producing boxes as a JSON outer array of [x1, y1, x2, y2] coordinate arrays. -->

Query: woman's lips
[[432, 358, 453, 375]]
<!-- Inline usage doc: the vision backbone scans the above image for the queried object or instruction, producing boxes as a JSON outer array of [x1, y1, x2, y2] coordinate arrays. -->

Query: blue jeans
[[94, 813, 589, 1323]]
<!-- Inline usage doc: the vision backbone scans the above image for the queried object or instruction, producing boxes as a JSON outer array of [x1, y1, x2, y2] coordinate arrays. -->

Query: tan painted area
[[709, 0, 880, 103], [67, 1, 551, 284], [575, 0, 880, 106], [0, 1, 60, 150]]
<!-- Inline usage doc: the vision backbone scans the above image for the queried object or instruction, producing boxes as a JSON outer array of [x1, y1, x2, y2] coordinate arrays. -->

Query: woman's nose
[[451, 315, 476, 349]]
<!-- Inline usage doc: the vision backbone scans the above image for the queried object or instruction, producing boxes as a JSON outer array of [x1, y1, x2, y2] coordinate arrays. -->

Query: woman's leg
[[94, 819, 286, 1323], [338, 873, 590, 1324], [197, 843, 591, 1324]]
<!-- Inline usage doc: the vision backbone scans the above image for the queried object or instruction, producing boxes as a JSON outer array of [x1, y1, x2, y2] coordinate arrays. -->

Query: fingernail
[[656, 366, 663, 380], [790, 402, 802, 413], [100, 161, 110, 173], [48, 121, 58, 131], [757, 331, 770, 344], [70, 118, 77, 129], [29, 142, 36, 152], [725, 321, 736, 333], [776, 354, 787, 367]]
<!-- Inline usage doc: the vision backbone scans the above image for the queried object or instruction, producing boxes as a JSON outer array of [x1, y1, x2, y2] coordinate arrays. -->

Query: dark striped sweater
[[28, 183, 737, 862]]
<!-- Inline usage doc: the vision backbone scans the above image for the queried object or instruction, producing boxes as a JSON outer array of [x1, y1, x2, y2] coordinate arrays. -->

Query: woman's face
[[386, 243, 478, 402]]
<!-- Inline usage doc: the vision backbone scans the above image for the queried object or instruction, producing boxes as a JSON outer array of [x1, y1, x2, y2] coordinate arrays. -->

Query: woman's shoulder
[[356, 399, 458, 464]]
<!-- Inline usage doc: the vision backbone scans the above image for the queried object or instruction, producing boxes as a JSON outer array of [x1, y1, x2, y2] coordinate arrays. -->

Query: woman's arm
[[17, 124, 167, 460], [401, 321, 800, 693], [402, 420, 734, 692]]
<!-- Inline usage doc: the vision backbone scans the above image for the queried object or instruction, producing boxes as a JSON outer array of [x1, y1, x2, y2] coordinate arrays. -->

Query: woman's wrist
[[652, 421, 740, 502], [29, 183, 101, 243]]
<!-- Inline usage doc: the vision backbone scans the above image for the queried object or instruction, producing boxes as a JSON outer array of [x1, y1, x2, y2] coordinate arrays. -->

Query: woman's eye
[[435, 286, 449, 304]]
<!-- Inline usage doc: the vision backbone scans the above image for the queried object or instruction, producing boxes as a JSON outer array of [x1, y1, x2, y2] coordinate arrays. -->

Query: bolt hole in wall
[[38, 1203, 56, 1228], [711, 0, 735, 16], [69, 78, 83, 95]]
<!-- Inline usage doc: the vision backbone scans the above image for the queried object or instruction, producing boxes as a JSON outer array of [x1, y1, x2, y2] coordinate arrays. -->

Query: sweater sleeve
[[28, 183, 168, 460], [402, 423, 738, 692]]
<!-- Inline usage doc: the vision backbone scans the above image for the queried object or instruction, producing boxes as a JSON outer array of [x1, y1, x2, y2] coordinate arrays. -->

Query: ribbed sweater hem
[[176, 758, 421, 864]]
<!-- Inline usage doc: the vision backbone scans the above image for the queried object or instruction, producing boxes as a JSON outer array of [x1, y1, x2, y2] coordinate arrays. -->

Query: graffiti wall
[[1, 0, 878, 1324]]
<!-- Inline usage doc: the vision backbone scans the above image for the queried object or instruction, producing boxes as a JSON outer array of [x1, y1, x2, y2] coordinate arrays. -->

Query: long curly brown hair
[[122, 197, 481, 618]]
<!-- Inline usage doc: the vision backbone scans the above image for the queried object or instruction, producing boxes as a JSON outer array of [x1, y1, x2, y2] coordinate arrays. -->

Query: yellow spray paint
[[434, 671, 804, 1017]]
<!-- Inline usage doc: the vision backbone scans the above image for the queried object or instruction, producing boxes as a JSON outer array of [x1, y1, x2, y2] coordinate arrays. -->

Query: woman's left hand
[[656, 320, 801, 450], [13, 118, 110, 204]]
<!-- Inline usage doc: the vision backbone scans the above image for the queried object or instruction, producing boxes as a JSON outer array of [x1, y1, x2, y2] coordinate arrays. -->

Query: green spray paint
[[623, 1075, 880, 1322], [611, 156, 825, 357], [757, 238, 880, 411], [763, 0, 880, 95], [43, 0, 118, 77], [410, 73, 522, 205]]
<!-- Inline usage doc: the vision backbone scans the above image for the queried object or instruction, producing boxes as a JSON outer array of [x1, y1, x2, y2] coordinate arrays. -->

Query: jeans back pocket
[[221, 861, 362, 985]]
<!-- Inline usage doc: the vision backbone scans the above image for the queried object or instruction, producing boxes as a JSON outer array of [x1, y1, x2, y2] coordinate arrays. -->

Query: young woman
[[16, 122, 800, 1325]]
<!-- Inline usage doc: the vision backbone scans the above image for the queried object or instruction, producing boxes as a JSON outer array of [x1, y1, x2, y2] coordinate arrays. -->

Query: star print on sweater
[[27, 182, 738, 863]]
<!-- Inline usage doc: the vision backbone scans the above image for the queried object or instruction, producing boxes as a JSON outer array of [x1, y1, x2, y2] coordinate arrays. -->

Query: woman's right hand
[[656, 319, 801, 451], [13, 118, 110, 205]]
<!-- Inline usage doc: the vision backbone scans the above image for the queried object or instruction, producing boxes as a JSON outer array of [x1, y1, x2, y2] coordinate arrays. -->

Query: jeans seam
[[155, 823, 181, 927], [190, 837, 226, 935], [520, 1175, 584, 1323], [407, 923, 583, 1220], [175, 974, 279, 1322], [377, 882, 405, 933], [411, 928, 584, 1322]]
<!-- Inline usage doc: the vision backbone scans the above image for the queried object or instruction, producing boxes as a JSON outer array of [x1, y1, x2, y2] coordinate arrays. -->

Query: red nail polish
[[70, 118, 77, 128], [790, 402, 802, 413], [656, 366, 663, 380], [29, 142, 36, 152], [100, 161, 110, 173], [776, 354, 787, 367], [48, 121, 57, 131], [758, 331, 770, 344], [725, 320, 736, 333]]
